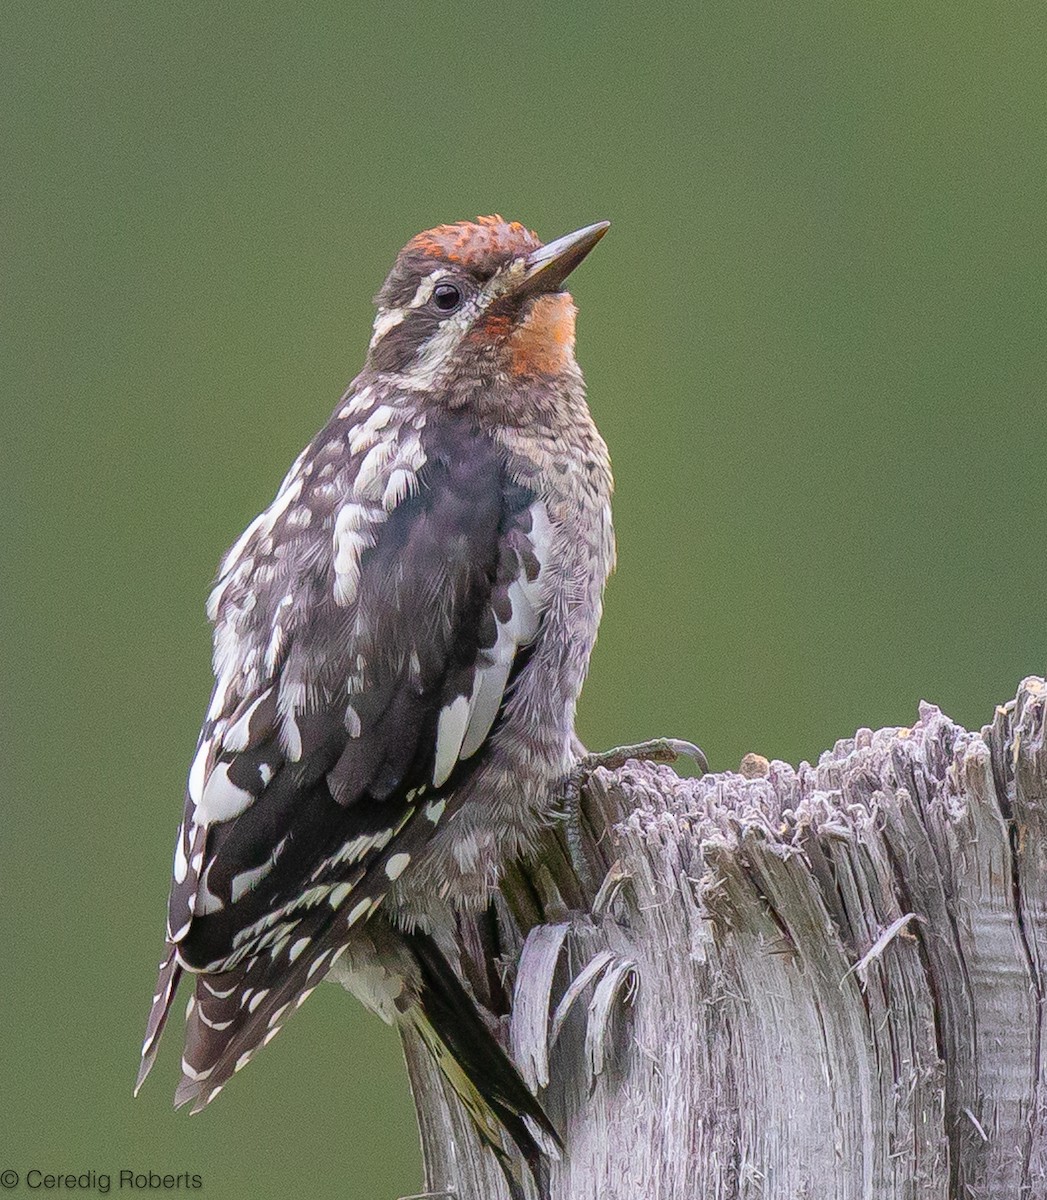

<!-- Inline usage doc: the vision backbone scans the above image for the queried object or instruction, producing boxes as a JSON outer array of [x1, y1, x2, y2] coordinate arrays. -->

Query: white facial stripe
[[396, 305, 478, 391], [369, 308, 406, 349], [369, 271, 450, 351], [372, 260, 533, 387], [407, 271, 444, 309]]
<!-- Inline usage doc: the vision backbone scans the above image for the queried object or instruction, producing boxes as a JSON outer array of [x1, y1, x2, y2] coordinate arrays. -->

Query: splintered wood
[[396, 678, 1047, 1200]]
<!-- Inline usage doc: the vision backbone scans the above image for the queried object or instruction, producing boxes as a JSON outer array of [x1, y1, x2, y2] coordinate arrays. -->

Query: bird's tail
[[399, 928, 560, 1200]]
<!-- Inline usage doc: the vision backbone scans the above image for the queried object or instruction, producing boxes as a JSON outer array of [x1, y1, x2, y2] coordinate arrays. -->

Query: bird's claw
[[559, 737, 709, 889], [578, 737, 709, 777]]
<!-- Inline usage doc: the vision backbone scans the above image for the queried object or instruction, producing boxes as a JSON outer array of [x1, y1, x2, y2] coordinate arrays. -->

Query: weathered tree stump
[[391, 677, 1047, 1200]]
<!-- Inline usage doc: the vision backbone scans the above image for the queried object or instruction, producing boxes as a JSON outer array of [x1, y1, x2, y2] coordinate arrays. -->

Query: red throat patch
[[405, 215, 540, 267], [508, 294, 578, 377]]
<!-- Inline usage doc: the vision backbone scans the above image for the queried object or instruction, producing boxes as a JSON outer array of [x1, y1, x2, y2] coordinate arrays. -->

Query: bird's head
[[365, 216, 609, 389]]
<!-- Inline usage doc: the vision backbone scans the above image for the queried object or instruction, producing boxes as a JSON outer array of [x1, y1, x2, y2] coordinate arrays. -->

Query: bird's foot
[[560, 739, 709, 889]]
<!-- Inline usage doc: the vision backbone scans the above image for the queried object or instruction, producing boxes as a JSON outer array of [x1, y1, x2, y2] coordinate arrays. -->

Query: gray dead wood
[[385, 677, 1047, 1200]]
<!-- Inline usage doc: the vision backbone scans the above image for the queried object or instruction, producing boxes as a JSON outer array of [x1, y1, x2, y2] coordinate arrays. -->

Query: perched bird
[[136, 215, 615, 1189]]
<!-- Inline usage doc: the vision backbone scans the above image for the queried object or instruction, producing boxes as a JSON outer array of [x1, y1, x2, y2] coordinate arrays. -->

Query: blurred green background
[[4, 1, 1046, 1196]]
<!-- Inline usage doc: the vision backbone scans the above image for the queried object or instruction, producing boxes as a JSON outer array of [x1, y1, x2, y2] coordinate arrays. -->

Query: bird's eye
[[432, 282, 462, 312]]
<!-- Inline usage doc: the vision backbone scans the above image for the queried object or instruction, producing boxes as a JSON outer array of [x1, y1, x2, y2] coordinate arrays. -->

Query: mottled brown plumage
[[137, 217, 613, 1194]]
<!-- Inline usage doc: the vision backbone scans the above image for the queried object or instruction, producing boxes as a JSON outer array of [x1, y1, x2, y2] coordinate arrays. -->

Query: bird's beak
[[518, 221, 610, 294]]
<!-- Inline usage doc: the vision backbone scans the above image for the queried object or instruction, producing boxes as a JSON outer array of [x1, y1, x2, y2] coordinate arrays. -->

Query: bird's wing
[[137, 396, 554, 1107]]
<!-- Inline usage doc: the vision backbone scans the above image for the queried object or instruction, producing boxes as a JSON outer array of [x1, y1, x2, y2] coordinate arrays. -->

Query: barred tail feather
[[173, 898, 369, 1113], [135, 945, 183, 1095]]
